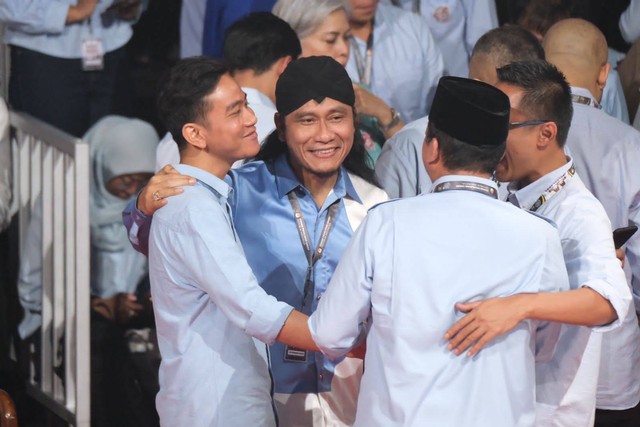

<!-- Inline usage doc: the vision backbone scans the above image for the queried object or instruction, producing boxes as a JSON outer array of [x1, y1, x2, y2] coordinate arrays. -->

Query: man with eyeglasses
[[446, 60, 630, 427]]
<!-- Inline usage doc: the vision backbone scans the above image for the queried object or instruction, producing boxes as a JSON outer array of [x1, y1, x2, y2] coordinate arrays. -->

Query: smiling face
[[300, 9, 351, 66], [494, 82, 542, 186], [197, 74, 260, 166], [280, 97, 354, 183]]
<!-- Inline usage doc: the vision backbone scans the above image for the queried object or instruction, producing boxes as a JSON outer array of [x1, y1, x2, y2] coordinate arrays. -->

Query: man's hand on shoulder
[[137, 164, 196, 216]]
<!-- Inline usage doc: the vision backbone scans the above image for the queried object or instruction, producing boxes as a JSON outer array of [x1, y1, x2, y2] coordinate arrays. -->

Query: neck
[[180, 149, 231, 180], [350, 19, 373, 42], [232, 70, 276, 104], [427, 165, 491, 183], [289, 161, 339, 208], [519, 151, 568, 188]]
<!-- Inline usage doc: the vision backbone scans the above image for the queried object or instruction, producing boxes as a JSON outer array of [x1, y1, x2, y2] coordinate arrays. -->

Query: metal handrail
[[10, 111, 90, 427]]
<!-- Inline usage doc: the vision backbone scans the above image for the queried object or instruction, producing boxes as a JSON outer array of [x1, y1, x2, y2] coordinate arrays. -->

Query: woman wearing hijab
[[85, 115, 160, 427]]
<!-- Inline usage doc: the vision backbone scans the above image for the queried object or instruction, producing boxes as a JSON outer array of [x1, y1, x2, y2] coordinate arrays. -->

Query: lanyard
[[390, 0, 421, 13], [571, 94, 601, 109], [287, 191, 340, 311], [351, 27, 374, 86], [432, 180, 499, 199], [528, 165, 575, 212]]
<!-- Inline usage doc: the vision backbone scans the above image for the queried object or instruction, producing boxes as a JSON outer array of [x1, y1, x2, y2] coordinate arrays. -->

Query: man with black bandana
[[124, 56, 387, 426]]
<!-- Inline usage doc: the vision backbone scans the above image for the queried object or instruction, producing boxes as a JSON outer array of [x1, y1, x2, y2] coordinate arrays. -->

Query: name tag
[[284, 345, 308, 363], [81, 38, 104, 71]]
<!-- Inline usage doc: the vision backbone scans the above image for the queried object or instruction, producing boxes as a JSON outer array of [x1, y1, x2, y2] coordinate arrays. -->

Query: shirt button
[[319, 373, 324, 381], [316, 293, 322, 301], [296, 187, 305, 196]]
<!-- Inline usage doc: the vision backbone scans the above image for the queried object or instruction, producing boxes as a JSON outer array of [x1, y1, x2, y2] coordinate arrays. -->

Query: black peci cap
[[429, 76, 510, 146], [275, 56, 355, 116]]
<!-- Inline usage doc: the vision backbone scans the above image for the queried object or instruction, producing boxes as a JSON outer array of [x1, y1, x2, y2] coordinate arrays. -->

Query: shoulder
[[154, 184, 223, 229], [347, 173, 389, 207]]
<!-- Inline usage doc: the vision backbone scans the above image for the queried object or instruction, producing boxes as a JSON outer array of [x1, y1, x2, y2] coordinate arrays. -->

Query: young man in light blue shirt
[[149, 57, 317, 427]]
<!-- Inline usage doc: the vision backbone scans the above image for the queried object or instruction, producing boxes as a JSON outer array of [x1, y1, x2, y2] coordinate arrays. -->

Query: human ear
[[182, 123, 207, 149]]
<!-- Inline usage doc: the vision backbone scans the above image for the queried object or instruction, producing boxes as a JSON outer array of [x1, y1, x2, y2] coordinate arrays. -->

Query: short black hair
[[426, 123, 506, 174], [497, 60, 573, 146], [157, 57, 229, 151], [472, 24, 545, 64], [223, 12, 302, 75]]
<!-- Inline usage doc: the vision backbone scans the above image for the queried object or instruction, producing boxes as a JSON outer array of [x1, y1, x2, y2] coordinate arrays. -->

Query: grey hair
[[273, 0, 348, 39]]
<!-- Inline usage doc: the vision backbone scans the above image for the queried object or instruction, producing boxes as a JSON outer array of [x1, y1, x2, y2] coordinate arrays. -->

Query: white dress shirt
[[565, 86, 640, 411], [601, 69, 630, 124], [154, 86, 276, 171], [345, 3, 444, 122], [149, 164, 294, 427], [0, 98, 10, 232], [382, 0, 498, 77], [507, 159, 631, 426], [310, 175, 570, 427]]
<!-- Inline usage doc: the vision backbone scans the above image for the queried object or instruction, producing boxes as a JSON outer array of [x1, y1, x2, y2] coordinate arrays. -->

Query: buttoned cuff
[[43, 2, 71, 34], [582, 280, 631, 332], [245, 298, 294, 345]]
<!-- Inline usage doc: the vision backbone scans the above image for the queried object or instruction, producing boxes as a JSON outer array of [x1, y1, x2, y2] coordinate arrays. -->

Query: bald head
[[469, 25, 545, 85], [543, 18, 609, 100]]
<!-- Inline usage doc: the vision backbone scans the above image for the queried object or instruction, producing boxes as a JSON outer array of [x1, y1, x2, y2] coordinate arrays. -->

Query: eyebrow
[[226, 94, 247, 113], [292, 106, 349, 119]]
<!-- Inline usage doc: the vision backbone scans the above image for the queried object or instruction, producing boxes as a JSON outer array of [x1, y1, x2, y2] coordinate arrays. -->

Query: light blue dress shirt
[[229, 156, 362, 395], [0, 0, 133, 58], [345, 3, 445, 122], [507, 159, 631, 425], [148, 164, 293, 427], [382, 0, 498, 77], [310, 175, 570, 427], [374, 115, 430, 198], [601, 69, 630, 124]]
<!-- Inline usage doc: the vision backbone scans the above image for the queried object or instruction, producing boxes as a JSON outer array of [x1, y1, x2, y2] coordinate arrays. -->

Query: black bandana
[[275, 56, 355, 116]]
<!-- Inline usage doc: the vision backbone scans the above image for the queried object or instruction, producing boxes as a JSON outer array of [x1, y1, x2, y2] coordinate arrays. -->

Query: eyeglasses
[[509, 120, 553, 130]]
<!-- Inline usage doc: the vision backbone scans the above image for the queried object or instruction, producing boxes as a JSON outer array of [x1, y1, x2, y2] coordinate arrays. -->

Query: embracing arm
[[122, 164, 195, 255]]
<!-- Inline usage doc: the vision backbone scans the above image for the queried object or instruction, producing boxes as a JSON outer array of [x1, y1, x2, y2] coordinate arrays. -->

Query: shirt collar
[[570, 86, 601, 109], [507, 157, 574, 210], [242, 86, 275, 110], [272, 154, 362, 204], [429, 174, 499, 193], [175, 164, 232, 200]]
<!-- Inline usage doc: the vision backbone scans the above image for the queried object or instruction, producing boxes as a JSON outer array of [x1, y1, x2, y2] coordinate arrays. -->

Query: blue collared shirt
[[1, 0, 134, 58], [345, 3, 445, 122], [310, 174, 569, 427], [148, 164, 293, 427], [229, 155, 363, 394]]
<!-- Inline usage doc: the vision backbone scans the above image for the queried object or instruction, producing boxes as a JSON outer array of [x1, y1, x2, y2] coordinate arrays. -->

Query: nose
[[245, 104, 257, 127], [316, 119, 334, 143], [336, 38, 350, 65]]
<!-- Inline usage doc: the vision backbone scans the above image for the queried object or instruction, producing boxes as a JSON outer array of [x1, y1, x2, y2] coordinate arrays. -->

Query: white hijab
[[85, 116, 158, 251]]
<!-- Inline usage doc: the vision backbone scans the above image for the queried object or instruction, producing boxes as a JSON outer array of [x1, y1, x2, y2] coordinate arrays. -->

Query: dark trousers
[[8, 44, 130, 137], [595, 400, 640, 427]]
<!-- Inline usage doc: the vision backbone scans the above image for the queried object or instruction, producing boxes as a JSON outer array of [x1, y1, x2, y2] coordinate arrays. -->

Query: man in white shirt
[[155, 12, 300, 170], [446, 60, 631, 427], [345, 0, 444, 122], [309, 76, 570, 427], [543, 18, 640, 427], [383, 0, 498, 77]]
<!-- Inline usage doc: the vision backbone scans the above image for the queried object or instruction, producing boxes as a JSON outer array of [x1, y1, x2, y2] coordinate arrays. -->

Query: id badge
[[81, 38, 104, 71], [284, 345, 307, 363]]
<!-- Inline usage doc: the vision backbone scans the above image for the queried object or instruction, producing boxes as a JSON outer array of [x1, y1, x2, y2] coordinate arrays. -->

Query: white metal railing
[[10, 111, 90, 426]]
